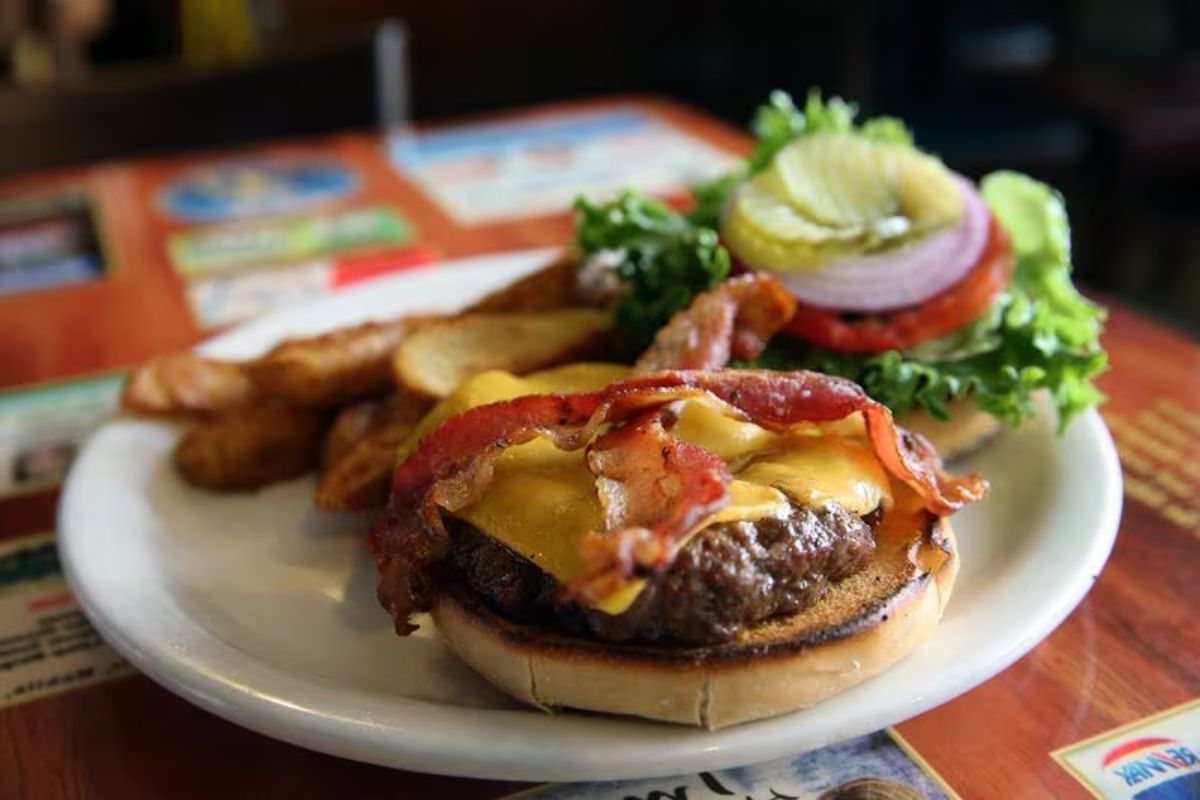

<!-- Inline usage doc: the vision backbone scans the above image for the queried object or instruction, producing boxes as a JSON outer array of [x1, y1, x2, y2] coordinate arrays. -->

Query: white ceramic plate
[[60, 249, 1123, 782]]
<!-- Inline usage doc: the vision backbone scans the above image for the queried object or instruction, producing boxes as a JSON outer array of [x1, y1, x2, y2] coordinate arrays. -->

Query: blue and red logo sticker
[[1054, 700, 1200, 799], [1099, 737, 1200, 799]]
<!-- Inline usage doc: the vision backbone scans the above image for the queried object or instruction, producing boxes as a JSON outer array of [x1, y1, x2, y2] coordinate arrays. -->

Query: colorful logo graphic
[[159, 157, 358, 223], [1054, 700, 1200, 800], [1100, 737, 1200, 799]]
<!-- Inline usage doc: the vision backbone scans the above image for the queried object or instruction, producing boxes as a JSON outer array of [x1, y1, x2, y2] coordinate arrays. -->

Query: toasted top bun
[[431, 517, 957, 729], [900, 400, 1002, 462]]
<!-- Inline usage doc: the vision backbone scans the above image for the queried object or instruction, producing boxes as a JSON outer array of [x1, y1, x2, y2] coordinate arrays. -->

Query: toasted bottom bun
[[431, 518, 958, 729], [900, 401, 1002, 462]]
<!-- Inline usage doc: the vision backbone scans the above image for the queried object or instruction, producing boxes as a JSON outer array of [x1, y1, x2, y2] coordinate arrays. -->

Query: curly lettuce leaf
[[749, 171, 1107, 431], [686, 172, 741, 230], [901, 302, 1006, 363], [747, 89, 912, 172], [575, 191, 730, 346]]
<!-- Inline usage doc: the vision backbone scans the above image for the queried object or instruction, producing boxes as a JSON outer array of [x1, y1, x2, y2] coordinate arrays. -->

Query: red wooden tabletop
[[1, 97, 1197, 800]]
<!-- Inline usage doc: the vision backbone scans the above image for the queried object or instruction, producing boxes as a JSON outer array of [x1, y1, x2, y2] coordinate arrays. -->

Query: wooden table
[[1, 98, 1197, 800]]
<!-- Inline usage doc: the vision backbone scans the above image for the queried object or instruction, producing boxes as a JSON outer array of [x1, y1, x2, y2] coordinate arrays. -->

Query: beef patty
[[443, 501, 878, 646]]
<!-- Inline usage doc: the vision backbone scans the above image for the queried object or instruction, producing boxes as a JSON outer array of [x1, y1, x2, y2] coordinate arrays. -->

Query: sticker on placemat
[[0, 533, 134, 709], [0, 374, 123, 499], [1052, 699, 1200, 799], [167, 205, 414, 277], [185, 245, 437, 329], [506, 729, 957, 799], [157, 156, 358, 224], [391, 107, 737, 225], [0, 188, 107, 297]]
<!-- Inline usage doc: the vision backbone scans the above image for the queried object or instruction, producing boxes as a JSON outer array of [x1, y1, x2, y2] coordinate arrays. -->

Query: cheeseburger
[[368, 363, 986, 728]]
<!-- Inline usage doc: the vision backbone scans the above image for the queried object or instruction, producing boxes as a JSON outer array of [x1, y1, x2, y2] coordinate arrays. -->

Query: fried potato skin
[[244, 319, 423, 408], [465, 256, 587, 314], [122, 353, 256, 418], [174, 404, 327, 491], [131, 257, 610, 496], [320, 399, 381, 471], [125, 258, 587, 418], [394, 309, 613, 399], [315, 393, 432, 510]]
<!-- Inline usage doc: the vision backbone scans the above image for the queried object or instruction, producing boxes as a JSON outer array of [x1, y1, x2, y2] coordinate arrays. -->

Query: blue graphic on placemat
[[388, 107, 736, 224], [159, 158, 358, 223], [1102, 738, 1200, 800], [0, 255, 99, 296], [391, 109, 652, 167], [509, 730, 950, 799], [0, 190, 105, 296]]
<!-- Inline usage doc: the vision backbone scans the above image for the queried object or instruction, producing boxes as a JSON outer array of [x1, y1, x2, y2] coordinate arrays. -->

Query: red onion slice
[[773, 177, 991, 312]]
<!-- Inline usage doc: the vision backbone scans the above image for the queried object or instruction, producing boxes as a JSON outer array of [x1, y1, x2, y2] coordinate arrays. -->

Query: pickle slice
[[774, 133, 900, 230], [895, 149, 964, 232], [723, 170, 861, 271], [720, 132, 964, 271]]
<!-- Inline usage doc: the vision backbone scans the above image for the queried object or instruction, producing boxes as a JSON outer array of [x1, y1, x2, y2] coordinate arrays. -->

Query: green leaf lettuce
[[574, 191, 729, 347]]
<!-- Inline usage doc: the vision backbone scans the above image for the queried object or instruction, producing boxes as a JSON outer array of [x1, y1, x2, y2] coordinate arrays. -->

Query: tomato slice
[[781, 216, 1014, 353]]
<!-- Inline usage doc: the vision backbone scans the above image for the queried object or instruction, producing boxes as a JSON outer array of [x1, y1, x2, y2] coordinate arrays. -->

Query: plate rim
[[59, 250, 1124, 782]]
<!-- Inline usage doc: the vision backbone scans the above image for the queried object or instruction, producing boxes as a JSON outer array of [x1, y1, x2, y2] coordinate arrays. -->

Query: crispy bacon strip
[[614, 371, 989, 515], [371, 391, 607, 633], [632, 273, 797, 374], [580, 412, 731, 602], [369, 369, 987, 634]]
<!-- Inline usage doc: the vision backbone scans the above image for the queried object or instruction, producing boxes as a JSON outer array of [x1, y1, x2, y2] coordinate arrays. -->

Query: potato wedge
[[320, 399, 382, 471], [174, 404, 327, 491], [465, 255, 587, 313], [316, 393, 432, 510], [122, 353, 256, 418], [393, 309, 613, 399], [244, 317, 439, 408]]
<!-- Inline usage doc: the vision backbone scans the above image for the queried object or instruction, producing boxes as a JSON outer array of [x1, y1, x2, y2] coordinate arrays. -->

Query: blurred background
[[1, 0, 1198, 331]]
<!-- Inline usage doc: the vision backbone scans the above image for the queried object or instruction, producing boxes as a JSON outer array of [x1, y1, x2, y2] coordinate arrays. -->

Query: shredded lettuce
[[754, 171, 1107, 430], [574, 191, 729, 346]]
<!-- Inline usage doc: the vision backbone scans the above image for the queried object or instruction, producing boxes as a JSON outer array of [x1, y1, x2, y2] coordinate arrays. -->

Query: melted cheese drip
[[406, 365, 895, 613], [737, 437, 891, 517]]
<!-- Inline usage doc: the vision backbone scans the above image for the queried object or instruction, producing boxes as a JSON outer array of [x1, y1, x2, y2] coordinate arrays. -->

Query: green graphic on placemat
[[168, 205, 413, 276], [0, 537, 59, 593], [0, 373, 124, 498]]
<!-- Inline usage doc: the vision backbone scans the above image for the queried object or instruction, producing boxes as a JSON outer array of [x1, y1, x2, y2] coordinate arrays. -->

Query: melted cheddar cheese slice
[[402, 364, 893, 614]]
